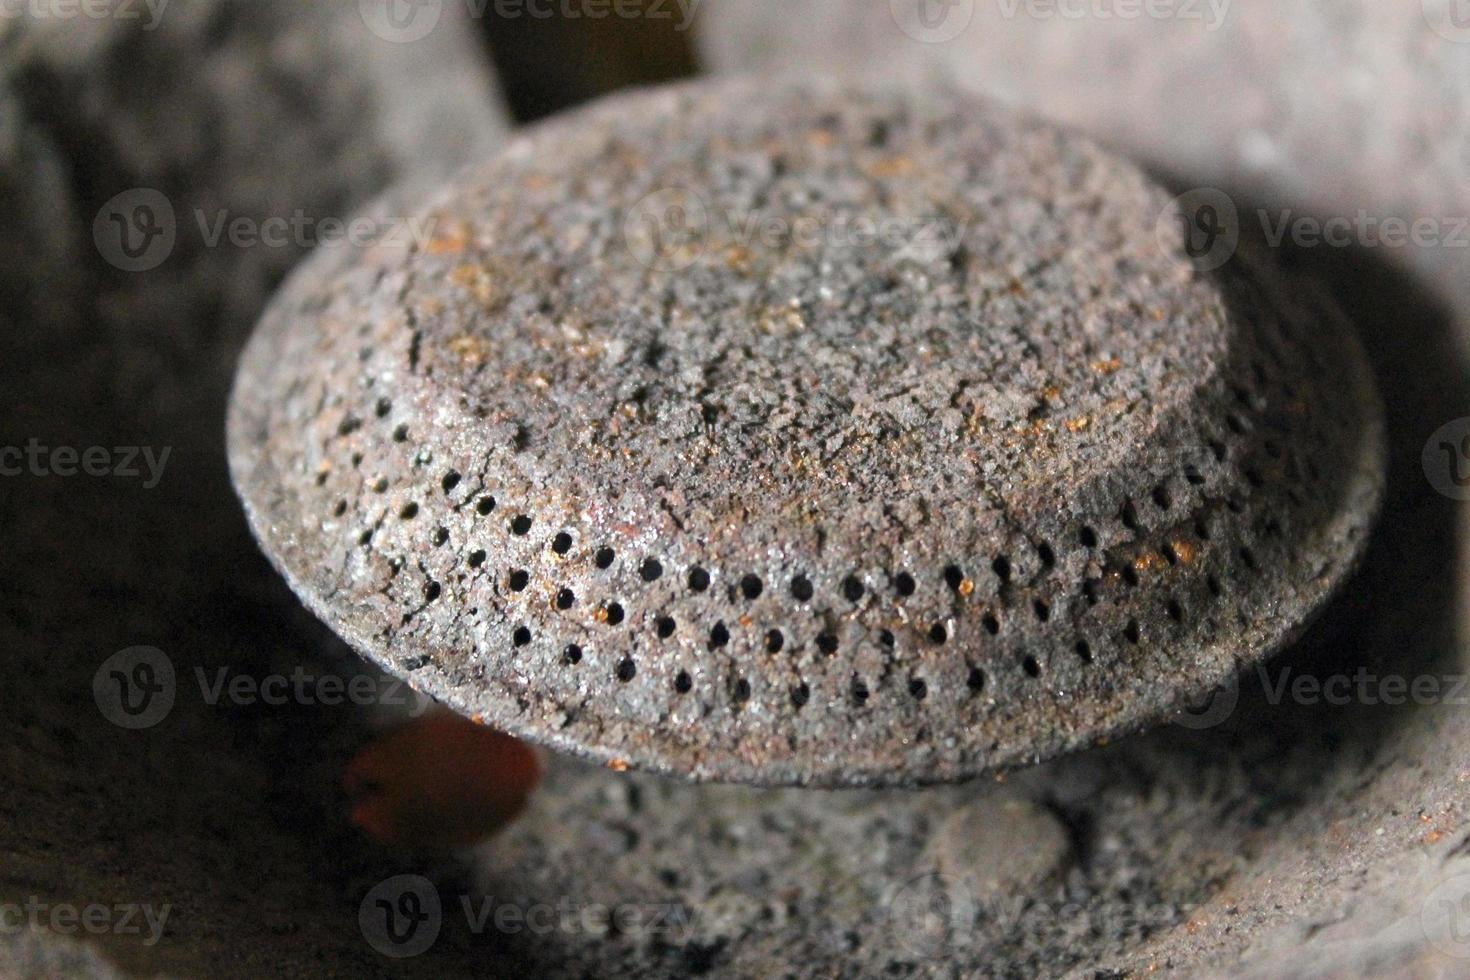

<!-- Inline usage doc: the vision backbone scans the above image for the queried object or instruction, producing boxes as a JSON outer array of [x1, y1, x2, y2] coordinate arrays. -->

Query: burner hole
[[432, 527, 449, 547], [732, 678, 752, 703], [816, 632, 838, 655], [358, 530, 373, 546], [604, 603, 625, 626], [333, 500, 348, 517], [1123, 620, 1141, 645], [556, 588, 576, 610], [740, 574, 764, 600], [990, 556, 1011, 584], [966, 667, 986, 693], [563, 644, 583, 665], [928, 623, 948, 645], [442, 471, 461, 493], [640, 558, 663, 582], [399, 502, 419, 520], [374, 399, 392, 419], [945, 564, 967, 590], [425, 582, 441, 602], [982, 613, 1000, 635], [688, 566, 710, 592], [595, 547, 616, 569], [1207, 574, 1223, 597], [1022, 655, 1041, 678], [372, 478, 389, 494], [1079, 526, 1098, 548], [1166, 598, 1184, 622], [512, 626, 531, 647], [1121, 501, 1140, 531], [1239, 547, 1258, 570], [909, 678, 927, 700], [1184, 465, 1205, 486], [894, 572, 916, 597], [338, 416, 362, 436], [510, 515, 533, 536], [851, 677, 870, 706], [509, 570, 530, 591], [765, 629, 784, 653], [674, 671, 692, 694], [709, 622, 729, 649], [790, 575, 814, 601], [1162, 543, 1180, 565], [615, 657, 636, 683], [551, 532, 573, 555], [1121, 566, 1140, 588], [1075, 639, 1093, 663], [879, 629, 895, 648], [1195, 517, 1212, 540], [1152, 484, 1172, 510], [1208, 439, 1227, 462], [1037, 542, 1056, 569], [392, 424, 409, 443], [790, 683, 810, 708], [842, 576, 865, 602], [1032, 599, 1050, 622], [468, 550, 486, 568], [657, 616, 677, 639], [476, 496, 496, 516]]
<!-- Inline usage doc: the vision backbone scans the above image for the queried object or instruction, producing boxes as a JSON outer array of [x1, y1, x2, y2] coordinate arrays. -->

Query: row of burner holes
[[330, 403, 1280, 708], [357, 480, 1249, 711]]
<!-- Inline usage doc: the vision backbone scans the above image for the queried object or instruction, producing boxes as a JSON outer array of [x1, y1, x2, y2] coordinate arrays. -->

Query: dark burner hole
[[740, 574, 764, 600], [375, 398, 391, 419], [879, 629, 895, 648], [765, 629, 784, 653], [425, 582, 441, 602], [966, 667, 986, 693], [556, 588, 575, 610], [991, 556, 1011, 584], [512, 626, 531, 648], [1166, 598, 1184, 622], [791, 683, 810, 708], [1152, 484, 1172, 510], [1121, 502, 1140, 531], [851, 677, 870, 706], [442, 471, 461, 494], [1032, 599, 1050, 622], [894, 572, 916, 597], [657, 616, 676, 639], [909, 678, 927, 700], [351, 453, 364, 468], [708, 622, 729, 649], [604, 603, 625, 626], [615, 657, 636, 683], [1122, 566, 1140, 588], [509, 570, 530, 592], [338, 416, 362, 436], [595, 547, 616, 570], [1184, 465, 1205, 486], [816, 633, 838, 655], [928, 623, 948, 645], [732, 678, 751, 703], [1037, 542, 1056, 569], [563, 644, 583, 665], [393, 424, 409, 443], [688, 566, 710, 592], [432, 527, 449, 547], [399, 502, 419, 520], [468, 550, 486, 568], [790, 575, 814, 601], [1239, 547, 1258, 570], [944, 564, 966, 590], [842, 576, 865, 602], [1022, 655, 1041, 678], [1075, 639, 1093, 663], [1079, 526, 1099, 548], [510, 515, 533, 536], [372, 478, 389, 494], [640, 558, 663, 582], [1123, 620, 1142, 645], [333, 500, 348, 517], [1162, 543, 1180, 565], [674, 671, 692, 694], [551, 532, 573, 555], [358, 530, 373, 546], [1207, 574, 1223, 597], [477, 496, 496, 516], [982, 614, 1000, 635]]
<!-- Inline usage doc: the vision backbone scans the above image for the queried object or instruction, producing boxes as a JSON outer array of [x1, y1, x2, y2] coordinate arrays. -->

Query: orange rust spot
[[448, 333, 491, 366], [608, 759, 630, 773], [343, 712, 540, 850], [868, 156, 914, 178], [1171, 538, 1199, 564], [1135, 551, 1169, 574], [426, 224, 470, 255], [958, 579, 976, 598], [594, 607, 610, 624], [1092, 358, 1123, 375], [1065, 416, 1092, 433]]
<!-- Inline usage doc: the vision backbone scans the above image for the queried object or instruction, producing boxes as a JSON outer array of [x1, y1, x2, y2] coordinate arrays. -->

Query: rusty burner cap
[[228, 80, 1384, 787]]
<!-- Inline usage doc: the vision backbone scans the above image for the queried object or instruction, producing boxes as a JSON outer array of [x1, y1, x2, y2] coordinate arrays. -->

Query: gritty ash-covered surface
[[230, 80, 1384, 787]]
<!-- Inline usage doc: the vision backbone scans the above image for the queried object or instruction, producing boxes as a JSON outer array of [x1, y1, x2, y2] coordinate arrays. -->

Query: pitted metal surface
[[229, 79, 1385, 786]]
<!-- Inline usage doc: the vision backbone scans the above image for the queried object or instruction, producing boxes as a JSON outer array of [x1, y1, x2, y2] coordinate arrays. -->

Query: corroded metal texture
[[229, 79, 1385, 786]]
